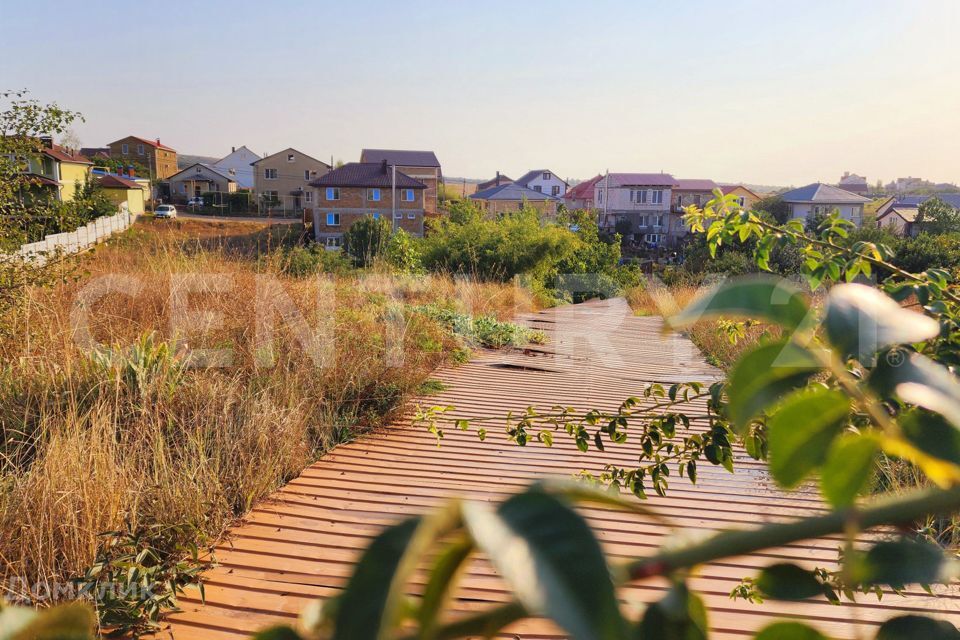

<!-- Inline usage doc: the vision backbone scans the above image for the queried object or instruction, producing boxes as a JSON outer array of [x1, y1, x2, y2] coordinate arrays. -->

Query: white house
[[781, 183, 871, 226], [595, 173, 678, 246], [514, 169, 568, 198], [212, 145, 259, 189]]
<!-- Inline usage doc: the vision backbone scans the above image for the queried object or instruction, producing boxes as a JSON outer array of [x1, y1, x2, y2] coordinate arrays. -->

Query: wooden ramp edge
[[158, 298, 960, 639]]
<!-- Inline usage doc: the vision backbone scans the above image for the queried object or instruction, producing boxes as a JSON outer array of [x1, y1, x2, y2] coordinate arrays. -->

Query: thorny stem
[[397, 485, 960, 640]]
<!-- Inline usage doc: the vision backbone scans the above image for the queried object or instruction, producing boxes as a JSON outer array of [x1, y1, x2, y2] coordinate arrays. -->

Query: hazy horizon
[[2, 0, 957, 186]]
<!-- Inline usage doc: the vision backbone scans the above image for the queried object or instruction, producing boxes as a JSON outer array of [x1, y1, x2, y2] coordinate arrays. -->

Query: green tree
[[342, 215, 392, 267], [752, 195, 790, 224], [915, 196, 960, 234], [385, 228, 423, 273]]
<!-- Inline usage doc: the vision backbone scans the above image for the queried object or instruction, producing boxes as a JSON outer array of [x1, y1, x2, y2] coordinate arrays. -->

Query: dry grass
[[626, 282, 775, 370], [0, 219, 534, 600]]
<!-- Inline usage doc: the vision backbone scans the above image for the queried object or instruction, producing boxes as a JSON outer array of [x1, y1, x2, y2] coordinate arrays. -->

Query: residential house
[[877, 205, 921, 236], [107, 136, 178, 179], [80, 147, 111, 161], [780, 183, 871, 226], [895, 194, 960, 209], [213, 145, 259, 189], [20, 138, 93, 202], [252, 148, 331, 214], [476, 172, 513, 192], [563, 175, 603, 210], [838, 172, 869, 195], [595, 173, 677, 246], [96, 174, 146, 215], [866, 195, 896, 219], [168, 163, 238, 202], [360, 149, 442, 216], [720, 184, 762, 210], [469, 182, 560, 216], [309, 161, 426, 249], [673, 179, 718, 211], [514, 169, 568, 198]]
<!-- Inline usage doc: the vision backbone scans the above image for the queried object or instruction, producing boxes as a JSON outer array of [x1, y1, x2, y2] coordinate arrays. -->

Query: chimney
[[231, 146, 236, 153], [381, 159, 388, 174], [495, 171, 500, 186], [156, 138, 161, 146], [129, 166, 135, 177]]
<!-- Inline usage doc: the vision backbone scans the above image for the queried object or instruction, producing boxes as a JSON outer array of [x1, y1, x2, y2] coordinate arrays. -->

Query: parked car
[[186, 197, 204, 207], [155, 204, 177, 219]]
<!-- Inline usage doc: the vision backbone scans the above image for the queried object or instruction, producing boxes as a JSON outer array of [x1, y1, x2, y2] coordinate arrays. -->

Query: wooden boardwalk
[[160, 298, 960, 639]]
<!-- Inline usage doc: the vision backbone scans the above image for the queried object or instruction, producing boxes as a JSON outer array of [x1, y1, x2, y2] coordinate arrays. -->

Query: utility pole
[[391, 164, 397, 231]]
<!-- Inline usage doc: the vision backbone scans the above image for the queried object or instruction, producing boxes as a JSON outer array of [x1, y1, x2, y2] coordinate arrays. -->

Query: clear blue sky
[[2, 0, 957, 186]]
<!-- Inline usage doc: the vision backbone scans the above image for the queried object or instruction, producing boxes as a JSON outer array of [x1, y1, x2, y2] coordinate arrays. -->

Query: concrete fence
[[12, 207, 135, 265]]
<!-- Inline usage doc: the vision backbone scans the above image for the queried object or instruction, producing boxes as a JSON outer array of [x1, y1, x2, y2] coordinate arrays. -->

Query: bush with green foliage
[[280, 244, 352, 277], [342, 215, 392, 267], [411, 303, 545, 348], [384, 228, 423, 273]]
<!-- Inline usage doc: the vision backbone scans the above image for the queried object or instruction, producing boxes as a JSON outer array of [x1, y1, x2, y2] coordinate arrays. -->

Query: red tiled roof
[[43, 144, 92, 164], [720, 184, 761, 199], [112, 136, 177, 152], [97, 174, 141, 189], [564, 174, 603, 200]]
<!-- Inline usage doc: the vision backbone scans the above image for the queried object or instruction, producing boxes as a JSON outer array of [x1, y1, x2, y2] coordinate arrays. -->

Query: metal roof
[[310, 162, 426, 189], [514, 169, 569, 188], [674, 178, 719, 191], [360, 149, 440, 168], [158, 298, 960, 640], [897, 194, 960, 209], [780, 183, 871, 204], [605, 173, 679, 188], [470, 182, 559, 201]]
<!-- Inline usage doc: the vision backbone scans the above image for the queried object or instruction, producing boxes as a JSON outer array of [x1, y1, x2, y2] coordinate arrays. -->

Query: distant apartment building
[[107, 136, 178, 180], [838, 172, 869, 195], [780, 183, 870, 226], [514, 169, 568, 198], [309, 161, 426, 249], [252, 148, 331, 214], [360, 149, 441, 215], [469, 182, 559, 216], [595, 173, 678, 246]]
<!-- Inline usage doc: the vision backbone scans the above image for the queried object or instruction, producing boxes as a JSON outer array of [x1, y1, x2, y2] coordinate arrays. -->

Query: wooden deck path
[[160, 298, 960, 639]]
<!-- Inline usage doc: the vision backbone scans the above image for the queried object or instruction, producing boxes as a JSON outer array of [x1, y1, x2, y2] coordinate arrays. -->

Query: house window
[[394, 210, 402, 219], [326, 187, 340, 201], [533, 185, 542, 193], [121, 143, 129, 155], [737, 196, 745, 207], [326, 212, 340, 226], [407, 212, 416, 219], [633, 189, 647, 204], [137, 144, 144, 155], [368, 188, 381, 201], [287, 154, 295, 162], [694, 194, 702, 206], [677, 195, 683, 206], [373, 212, 380, 220], [196, 166, 202, 173], [598, 190, 603, 204], [401, 189, 414, 202], [551, 185, 560, 196], [304, 170, 311, 181], [651, 189, 663, 204], [179, 184, 186, 193], [264, 168, 278, 180], [542, 172, 550, 180], [305, 191, 312, 203], [325, 236, 342, 248]]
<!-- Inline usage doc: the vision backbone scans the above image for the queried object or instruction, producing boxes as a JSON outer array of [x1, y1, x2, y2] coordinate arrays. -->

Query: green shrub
[[281, 244, 352, 276]]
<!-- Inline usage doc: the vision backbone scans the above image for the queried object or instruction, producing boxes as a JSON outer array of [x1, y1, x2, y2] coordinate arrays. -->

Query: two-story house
[[671, 179, 719, 242], [514, 169, 568, 198], [360, 149, 441, 216], [107, 136, 178, 180], [595, 173, 678, 246], [213, 145, 259, 189], [780, 183, 871, 226], [252, 148, 331, 215], [309, 161, 426, 249], [19, 137, 93, 202]]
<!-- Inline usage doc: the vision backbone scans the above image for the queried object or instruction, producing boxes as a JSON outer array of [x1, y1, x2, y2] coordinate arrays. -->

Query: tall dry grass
[[0, 219, 534, 600]]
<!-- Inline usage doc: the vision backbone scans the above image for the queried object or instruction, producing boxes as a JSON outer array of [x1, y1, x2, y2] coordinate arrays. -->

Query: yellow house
[[720, 184, 761, 210], [96, 174, 145, 215], [21, 140, 93, 202]]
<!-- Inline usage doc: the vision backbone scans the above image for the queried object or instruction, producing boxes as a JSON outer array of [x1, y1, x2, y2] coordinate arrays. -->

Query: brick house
[[252, 148, 331, 215], [107, 136, 178, 180], [469, 182, 560, 216], [360, 149, 441, 216], [671, 179, 719, 242], [309, 161, 426, 249], [595, 173, 678, 247]]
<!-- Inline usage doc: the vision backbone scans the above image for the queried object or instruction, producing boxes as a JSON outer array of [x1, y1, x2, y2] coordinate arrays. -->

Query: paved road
[[162, 212, 302, 224], [158, 299, 960, 640]]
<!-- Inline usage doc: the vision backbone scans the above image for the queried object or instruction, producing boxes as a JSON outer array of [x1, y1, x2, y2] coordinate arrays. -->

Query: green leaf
[[462, 489, 627, 640], [418, 537, 474, 640], [876, 615, 960, 639], [252, 626, 305, 640], [820, 434, 879, 507], [0, 602, 95, 640], [726, 340, 822, 433], [823, 284, 940, 361], [879, 354, 960, 429], [755, 563, 823, 601], [635, 583, 708, 640], [331, 517, 420, 640], [859, 538, 946, 589], [767, 388, 850, 488], [755, 622, 828, 640], [900, 410, 960, 468], [668, 275, 812, 333]]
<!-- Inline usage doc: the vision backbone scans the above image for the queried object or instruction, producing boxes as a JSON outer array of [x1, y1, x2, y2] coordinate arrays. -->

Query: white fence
[[13, 208, 135, 265]]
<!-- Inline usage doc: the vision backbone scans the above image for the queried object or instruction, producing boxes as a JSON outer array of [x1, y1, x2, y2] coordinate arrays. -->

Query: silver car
[[155, 204, 177, 219]]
